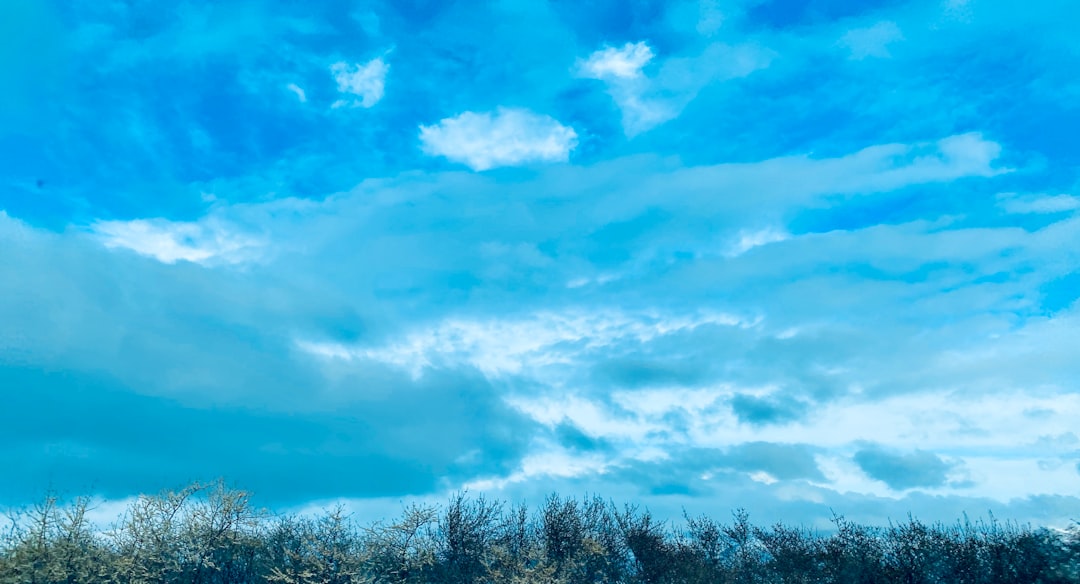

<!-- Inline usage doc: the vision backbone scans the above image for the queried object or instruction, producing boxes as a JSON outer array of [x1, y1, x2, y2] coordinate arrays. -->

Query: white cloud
[[418, 107, 578, 171], [611, 386, 727, 418], [462, 444, 613, 491], [646, 133, 1005, 213], [493, 379, 1080, 502], [769, 132, 1004, 196], [91, 217, 264, 265], [839, 21, 904, 60], [578, 41, 654, 80], [298, 309, 751, 379], [284, 202, 1080, 503], [285, 82, 307, 103], [85, 132, 1003, 271], [508, 394, 661, 441], [506, 381, 1080, 501], [578, 41, 773, 136], [330, 57, 388, 108], [997, 193, 1080, 214], [726, 227, 790, 257], [8, 120, 1080, 527], [749, 470, 779, 485], [935, 132, 1003, 174], [812, 132, 1005, 191]]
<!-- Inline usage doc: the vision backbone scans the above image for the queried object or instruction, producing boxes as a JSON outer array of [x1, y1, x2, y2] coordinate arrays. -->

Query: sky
[[2, 0, 1079, 531]]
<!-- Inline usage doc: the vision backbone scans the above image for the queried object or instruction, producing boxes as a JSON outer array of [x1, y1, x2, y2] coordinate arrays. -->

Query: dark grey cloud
[[853, 446, 957, 490], [592, 356, 712, 389], [552, 422, 612, 454], [0, 360, 534, 506], [730, 393, 810, 426], [723, 442, 825, 481], [593, 442, 824, 499], [598, 448, 733, 498]]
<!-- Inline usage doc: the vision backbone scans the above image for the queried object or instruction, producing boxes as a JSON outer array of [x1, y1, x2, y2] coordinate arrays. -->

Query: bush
[[2, 481, 1077, 584]]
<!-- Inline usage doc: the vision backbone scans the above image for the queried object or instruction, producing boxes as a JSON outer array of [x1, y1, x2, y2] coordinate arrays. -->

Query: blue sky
[[2, 0, 1079, 530]]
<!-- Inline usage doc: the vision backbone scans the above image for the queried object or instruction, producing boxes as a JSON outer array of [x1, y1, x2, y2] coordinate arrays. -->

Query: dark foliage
[[2, 480, 1077, 583]]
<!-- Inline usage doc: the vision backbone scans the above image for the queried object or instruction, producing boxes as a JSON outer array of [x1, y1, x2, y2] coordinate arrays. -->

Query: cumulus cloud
[[578, 41, 654, 80], [730, 393, 810, 427], [853, 446, 957, 490], [330, 57, 388, 108], [418, 108, 578, 171]]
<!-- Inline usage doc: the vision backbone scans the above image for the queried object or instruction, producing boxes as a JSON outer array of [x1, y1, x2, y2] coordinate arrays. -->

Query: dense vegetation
[[2, 480, 1077, 583]]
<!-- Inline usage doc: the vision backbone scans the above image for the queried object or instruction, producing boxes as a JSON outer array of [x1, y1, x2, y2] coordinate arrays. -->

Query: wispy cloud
[[726, 228, 791, 257], [90, 217, 265, 265], [578, 41, 773, 135], [997, 193, 1080, 214], [285, 82, 307, 103], [298, 309, 750, 379]]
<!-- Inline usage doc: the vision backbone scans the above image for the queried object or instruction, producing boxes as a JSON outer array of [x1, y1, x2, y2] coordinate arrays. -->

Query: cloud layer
[[2, 0, 1079, 531]]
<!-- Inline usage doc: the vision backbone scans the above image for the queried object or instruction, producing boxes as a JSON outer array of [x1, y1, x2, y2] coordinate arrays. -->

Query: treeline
[[1, 480, 1077, 584]]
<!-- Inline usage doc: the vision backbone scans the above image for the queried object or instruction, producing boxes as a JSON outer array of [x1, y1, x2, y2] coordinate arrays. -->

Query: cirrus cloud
[[578, 41, 773, 136], [90, 217, 265, 265]]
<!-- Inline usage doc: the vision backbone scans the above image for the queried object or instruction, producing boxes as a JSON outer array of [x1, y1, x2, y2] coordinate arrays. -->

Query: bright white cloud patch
[[840, 21, 904, 59], [330, 57, 388, 108], [297, 301, 1080, 504], [418, 108, 578, 171], [91, 217, 264, 265], [298, 309, 751, 379], [578, 41, 654, 80], [726, 227, 791, 257], [463, 446, 613, 491]]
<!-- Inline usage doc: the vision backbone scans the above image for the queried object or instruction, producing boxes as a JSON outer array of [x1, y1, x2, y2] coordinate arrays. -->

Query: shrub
[[2, 481, 1078, 584]]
